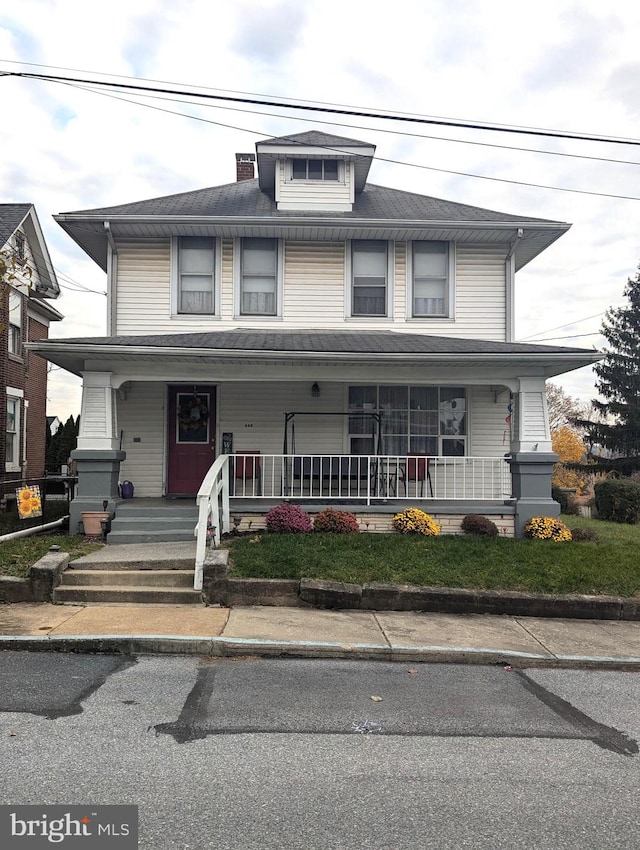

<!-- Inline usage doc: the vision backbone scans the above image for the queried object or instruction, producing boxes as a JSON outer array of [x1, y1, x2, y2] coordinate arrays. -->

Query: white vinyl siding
[[284, 242, 344, 321], [468, 386, 511, 456], [276, 159, 354, 211], [112, 239, 507, 339], [115, 240, 171, 334], [117, 382, 166, 496]]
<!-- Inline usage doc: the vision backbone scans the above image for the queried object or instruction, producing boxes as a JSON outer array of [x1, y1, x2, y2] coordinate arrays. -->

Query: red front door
[[166, 385, 216, 495]]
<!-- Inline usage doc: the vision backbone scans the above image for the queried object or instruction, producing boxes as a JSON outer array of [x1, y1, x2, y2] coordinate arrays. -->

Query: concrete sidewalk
[[1, 602, 639, 669]]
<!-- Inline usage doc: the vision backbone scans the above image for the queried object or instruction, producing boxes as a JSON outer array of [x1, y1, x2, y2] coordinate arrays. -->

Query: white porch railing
[[193, 453, 511, 588]]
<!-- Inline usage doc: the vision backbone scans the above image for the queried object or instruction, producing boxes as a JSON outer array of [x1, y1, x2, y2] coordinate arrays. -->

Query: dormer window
[[291, 159, 339, 181]]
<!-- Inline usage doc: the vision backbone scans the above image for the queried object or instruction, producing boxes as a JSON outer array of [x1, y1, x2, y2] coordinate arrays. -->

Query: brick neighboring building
[[0, 205, 62, 487]]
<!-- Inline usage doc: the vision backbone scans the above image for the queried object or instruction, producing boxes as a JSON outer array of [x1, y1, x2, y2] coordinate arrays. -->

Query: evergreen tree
[[580, 267, 640, 463]]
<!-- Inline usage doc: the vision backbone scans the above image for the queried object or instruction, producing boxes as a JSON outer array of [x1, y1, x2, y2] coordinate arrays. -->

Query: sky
[[1, 0, 639, 419]]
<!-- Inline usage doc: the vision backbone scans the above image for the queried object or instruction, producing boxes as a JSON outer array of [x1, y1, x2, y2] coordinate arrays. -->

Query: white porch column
[[77, 371, 119, 451], [70, 372, 126, 534], [511, 377, 552, 453], [509, 377, 558, 536]]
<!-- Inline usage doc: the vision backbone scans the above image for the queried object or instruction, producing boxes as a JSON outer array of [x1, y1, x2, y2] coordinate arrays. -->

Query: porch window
[[348, 385, 466, 455], [291, 159, 339, 180], [351, 240, 388, 316], [241, 238, 277, 316], [8, 289, 22, 355], [411, 241, 449, 317], [177, 237, 215, 314]]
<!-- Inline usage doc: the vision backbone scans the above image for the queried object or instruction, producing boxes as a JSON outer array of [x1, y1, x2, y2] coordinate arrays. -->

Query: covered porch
[[27, 328, 599, 553]]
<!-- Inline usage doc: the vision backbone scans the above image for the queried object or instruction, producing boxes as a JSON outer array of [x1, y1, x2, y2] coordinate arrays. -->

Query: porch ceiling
[[27, 328, 600, 380]]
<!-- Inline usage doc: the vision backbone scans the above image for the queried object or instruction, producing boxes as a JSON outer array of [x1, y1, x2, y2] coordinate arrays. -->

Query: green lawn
[[227, 516, 640, 598], [0, 534, 103, 579]]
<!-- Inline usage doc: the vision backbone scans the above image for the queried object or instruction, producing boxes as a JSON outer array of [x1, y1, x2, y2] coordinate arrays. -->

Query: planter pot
[[81, 511, 110, 538]]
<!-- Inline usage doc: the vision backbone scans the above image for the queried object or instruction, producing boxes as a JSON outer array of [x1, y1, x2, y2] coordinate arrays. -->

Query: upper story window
[[8, 289, 22, 355], [291, 159, 339, 180], [411, 241, 451, 318], [177, 237, 215, 314], [240, 238, 278, 316], [351, 240, 389, 317]]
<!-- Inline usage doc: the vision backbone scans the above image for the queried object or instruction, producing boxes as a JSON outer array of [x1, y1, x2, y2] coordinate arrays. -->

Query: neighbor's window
[[6, 397, 19, 469], [177, 237, 215, 314], [14, 232, 25, 262], [412, 241, 449, 317], [352, 240, 388, 317], [348, 385, 466, 456], [291, 159, 339, 180], [240, 238, 277, 316], [8, 289, 22, 355]]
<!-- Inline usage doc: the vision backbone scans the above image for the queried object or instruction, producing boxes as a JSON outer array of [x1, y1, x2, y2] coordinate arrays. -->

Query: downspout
[[104, 221, 118, 336], [505, 227, 523, 343]]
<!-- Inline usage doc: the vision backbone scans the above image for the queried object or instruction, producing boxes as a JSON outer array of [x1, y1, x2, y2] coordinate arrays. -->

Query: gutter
[[505, 228, 524, 342], [104, 221, 118, 335]]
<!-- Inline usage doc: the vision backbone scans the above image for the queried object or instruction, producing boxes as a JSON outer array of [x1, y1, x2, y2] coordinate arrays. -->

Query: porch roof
[[28, 328, 600, 378]]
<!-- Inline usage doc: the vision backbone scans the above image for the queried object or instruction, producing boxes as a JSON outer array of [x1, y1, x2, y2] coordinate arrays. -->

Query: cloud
[[229, 1, 307, 65]]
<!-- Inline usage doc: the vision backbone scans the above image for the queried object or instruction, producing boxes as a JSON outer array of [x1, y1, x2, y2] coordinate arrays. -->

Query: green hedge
[[594, 478, 640, 524]]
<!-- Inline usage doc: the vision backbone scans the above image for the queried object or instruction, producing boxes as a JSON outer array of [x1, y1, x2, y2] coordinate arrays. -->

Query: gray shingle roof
[[0, 203, 31, 245], [258, 130, 374, 148], [39, 328, 593, 356], [61, 180, 555, 225]]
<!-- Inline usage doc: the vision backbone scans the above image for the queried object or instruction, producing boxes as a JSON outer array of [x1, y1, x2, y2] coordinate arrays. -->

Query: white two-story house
[[30, 131, 598, 542]]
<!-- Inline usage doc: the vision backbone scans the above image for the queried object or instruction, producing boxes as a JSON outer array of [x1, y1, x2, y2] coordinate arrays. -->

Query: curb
[[203, 576, 640, 621], [2, 634, 640, 670]]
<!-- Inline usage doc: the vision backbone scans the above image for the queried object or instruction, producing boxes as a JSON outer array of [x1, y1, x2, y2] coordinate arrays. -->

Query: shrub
[[265, 503, 312, 534], [552, 486, 569, 513], [570, 527, 600, 543], [313, 508, 360, 534], [524, 516, 572, 542], [392, 508, 440, 536], [461, 514, 499, 537], [594, 478, 640, 524]]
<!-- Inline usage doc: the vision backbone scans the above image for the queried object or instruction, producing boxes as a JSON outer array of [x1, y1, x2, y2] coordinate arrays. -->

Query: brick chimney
[[235, 153, 256, 182]]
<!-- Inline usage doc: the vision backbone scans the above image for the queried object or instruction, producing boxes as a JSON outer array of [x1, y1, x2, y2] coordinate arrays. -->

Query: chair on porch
[[234, 451, 262, 496], [399, 453, 433, 497]]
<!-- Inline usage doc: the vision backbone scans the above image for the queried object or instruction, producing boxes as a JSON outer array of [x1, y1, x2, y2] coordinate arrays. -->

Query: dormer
[[255, 131, 375, 212]]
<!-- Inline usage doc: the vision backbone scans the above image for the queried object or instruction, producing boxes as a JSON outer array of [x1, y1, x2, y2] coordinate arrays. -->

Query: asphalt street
[[0, 653, 639, 849]]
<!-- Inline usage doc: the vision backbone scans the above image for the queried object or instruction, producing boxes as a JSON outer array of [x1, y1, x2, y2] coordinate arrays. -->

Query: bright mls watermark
[[0, 806, 138, 848]]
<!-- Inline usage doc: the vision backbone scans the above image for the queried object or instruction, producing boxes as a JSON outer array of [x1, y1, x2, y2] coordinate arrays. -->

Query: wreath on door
[[178, 394, 209, 431]]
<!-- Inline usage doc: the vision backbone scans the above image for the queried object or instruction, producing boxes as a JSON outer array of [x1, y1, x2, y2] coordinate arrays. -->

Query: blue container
[[120, 480, 134, 499]]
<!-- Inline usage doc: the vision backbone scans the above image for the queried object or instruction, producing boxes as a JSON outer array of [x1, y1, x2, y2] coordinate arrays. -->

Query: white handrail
[[194, 454, 230, 590]]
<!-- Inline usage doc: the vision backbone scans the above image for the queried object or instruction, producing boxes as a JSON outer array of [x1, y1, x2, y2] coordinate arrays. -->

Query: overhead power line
[[6, 69, 640, 147]]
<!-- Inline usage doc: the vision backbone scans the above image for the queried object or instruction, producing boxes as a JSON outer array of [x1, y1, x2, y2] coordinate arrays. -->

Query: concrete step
[[60, 570, 195, 588], [106, 529, 197, 545], [69, 542, 197, 572], [114, 502, 199, 518], [53, 586, 203, 605]]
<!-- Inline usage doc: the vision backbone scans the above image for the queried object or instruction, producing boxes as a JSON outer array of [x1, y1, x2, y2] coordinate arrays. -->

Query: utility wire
[[50, 79, 640, 202], [6, 69, 640, 147]]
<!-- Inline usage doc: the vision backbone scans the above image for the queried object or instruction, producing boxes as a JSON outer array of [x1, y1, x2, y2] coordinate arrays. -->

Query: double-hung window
[[5, 396, 20, 471], [351, 240, 388, 317], [412, 241, 450, 317], [8, 289, 22, 355], [240, 238, 277, 316], [177, 237, 215, 314]]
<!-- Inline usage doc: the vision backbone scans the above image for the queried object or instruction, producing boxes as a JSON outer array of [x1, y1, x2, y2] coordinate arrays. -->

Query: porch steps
[[107, 500, 199, 544], [53, 541, 204, 605]]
